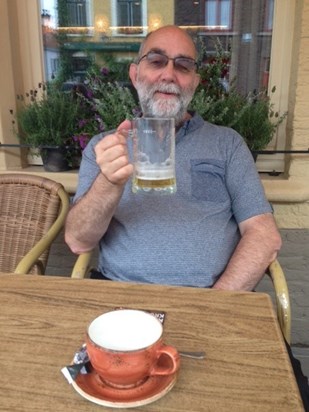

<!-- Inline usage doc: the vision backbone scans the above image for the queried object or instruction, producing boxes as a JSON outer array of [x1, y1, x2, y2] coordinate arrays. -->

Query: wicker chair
[[71, 251, 291, 343], [71, 250, 93, 279], [0, 173, 70, 274], [266, 260, 291, 344]]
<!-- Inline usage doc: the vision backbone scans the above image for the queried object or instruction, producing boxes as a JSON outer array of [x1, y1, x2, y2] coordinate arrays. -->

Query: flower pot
[[250, 151, 258, 162], [27, 148, 43, 165], [40, 147, 71, 172]]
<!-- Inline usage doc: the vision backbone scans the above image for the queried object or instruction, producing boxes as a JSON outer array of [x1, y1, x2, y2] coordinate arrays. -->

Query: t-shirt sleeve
[[73, 134, 102, 203], [225, 132, 273, 223]]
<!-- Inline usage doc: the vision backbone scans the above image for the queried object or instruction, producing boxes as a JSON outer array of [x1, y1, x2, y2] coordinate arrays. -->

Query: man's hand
[[95, 119, 134, 185]]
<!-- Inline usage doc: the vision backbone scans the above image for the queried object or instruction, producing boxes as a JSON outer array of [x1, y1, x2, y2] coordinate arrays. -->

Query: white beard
[[136, 81, 194, 126]]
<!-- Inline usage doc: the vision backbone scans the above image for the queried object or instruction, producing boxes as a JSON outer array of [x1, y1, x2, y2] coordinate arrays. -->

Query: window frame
[[204, 0, 233, 31], [256, 0, 295, 173], [111, 0, 147, 36], [67, 0, 88, 27], [264, 0, 275, 32], [61, 0, 93, 37]]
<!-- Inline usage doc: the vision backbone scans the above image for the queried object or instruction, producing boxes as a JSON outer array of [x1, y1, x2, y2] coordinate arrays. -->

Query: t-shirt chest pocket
[[190, 159, 229, 202]]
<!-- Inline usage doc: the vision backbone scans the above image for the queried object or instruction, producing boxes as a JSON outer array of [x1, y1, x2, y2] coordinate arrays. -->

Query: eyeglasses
[[137, 51, 198, 73]]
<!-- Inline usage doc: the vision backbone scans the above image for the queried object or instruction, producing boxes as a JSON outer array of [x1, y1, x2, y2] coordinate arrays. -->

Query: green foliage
[[190, 85, 286, 151], [13, 36, 286, 161], [195, 37, 230, 99], [55, 0, 75, 82], [228, 90, 285, 151], [91, 55, 132, 85], [190, 39, 287, 151], [91, 83, 138, 130], [13, 82, 82, 147], [12, 70, 138, 157], [80, 66, 139, 131]]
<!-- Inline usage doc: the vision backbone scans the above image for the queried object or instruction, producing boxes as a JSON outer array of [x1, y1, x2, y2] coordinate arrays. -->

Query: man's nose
[[160, 60, 177, 80]]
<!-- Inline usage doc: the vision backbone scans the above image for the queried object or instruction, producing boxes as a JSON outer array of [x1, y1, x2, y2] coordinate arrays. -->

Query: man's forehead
[[142, 29, 196, 57]]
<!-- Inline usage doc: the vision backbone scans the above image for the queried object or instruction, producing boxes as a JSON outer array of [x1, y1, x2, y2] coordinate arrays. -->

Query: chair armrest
[[14, 187, 70, 275], [266, 259, 291, 344], [71, 251, 93, 279]]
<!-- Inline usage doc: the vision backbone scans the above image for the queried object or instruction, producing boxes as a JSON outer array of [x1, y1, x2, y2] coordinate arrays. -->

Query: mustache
[[151, 83, 181, 96]]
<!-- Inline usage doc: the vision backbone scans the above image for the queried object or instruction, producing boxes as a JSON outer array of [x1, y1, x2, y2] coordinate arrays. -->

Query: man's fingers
[[102, 163, 134, 185], [95, 132, 127, 152], [117, 119, 133, 137]]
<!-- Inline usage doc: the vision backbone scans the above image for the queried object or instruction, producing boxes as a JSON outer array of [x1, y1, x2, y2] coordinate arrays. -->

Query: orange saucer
[[72, 364, 177, 408]]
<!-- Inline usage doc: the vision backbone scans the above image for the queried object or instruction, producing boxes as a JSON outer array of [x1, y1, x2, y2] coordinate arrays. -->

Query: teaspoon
[[179, 351, 206, 359]]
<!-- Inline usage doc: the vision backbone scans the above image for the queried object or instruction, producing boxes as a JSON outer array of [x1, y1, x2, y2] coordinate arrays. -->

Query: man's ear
[[129, 63, 138, 88]]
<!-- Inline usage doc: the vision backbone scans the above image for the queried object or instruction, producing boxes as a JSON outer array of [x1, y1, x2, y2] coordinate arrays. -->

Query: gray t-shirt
[[74, 113, 272, 287]]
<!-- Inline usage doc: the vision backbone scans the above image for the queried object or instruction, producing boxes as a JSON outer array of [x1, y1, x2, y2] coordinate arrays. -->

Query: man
[[65, 25, 282, 290]]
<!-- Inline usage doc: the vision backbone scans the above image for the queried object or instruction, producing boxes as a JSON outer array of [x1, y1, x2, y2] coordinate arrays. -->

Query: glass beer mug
[[132, 117, 176, 194]]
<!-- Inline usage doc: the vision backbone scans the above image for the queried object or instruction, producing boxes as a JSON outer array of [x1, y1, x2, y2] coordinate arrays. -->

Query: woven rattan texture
[[0, 174, 62, 274]]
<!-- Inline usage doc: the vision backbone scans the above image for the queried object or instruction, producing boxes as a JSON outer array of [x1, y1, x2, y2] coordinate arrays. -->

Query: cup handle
[[150, 345, 180, 376]]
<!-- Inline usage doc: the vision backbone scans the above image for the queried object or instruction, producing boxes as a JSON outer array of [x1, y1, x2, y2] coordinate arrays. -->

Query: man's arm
[[65, 120, 133, 254], [212, 213, 282, 291]]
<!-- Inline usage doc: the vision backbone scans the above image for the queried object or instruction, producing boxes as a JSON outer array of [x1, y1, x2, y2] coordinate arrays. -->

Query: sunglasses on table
[[137, 51, 198, 73]]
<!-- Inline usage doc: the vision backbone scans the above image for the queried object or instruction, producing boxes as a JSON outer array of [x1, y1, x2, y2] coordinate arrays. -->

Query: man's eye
[[175, 59, 196, 72], [149, 57, 165, 67], [177, 64, 190, 72]]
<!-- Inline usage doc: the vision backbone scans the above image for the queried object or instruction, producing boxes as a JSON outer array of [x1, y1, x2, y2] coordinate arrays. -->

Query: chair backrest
[[0, 173, 70, 274]]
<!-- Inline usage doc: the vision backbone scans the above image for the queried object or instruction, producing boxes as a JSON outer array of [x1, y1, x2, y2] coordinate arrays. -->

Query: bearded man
[[65, 25, 281, 290]]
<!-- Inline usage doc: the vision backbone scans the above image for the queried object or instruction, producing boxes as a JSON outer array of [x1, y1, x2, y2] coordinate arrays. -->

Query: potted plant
[[81, 54, 285, 159], [76, 64, 140, 130], [189, 39, 287, 158], [12, 81, 92, 171]]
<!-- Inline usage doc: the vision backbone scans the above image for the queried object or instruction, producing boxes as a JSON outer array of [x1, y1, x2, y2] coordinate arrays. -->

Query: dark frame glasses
[[137, 51, 198, 73]]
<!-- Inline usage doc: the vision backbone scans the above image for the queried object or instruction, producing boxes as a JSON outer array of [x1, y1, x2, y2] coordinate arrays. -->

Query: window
[[205, 0, 232, 30], [0, 0, 292, 175], [117, 0, 142, 27], [51, 57, 60, 74], [265, 0, 274, 31], [115, 0, 143, 34], [38, 0, 290, 173], [67, 0, 88, 27], [200, 0, 273, 95]]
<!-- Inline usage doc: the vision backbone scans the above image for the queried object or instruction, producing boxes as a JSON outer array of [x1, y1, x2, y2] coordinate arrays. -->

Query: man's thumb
[[117, 119, 132, 133]]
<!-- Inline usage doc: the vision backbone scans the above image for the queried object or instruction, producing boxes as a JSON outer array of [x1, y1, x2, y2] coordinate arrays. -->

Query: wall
[[277, 0, 309, 228]]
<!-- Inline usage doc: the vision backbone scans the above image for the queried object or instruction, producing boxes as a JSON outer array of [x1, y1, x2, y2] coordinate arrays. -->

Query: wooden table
[[0, 273, 304, 411]]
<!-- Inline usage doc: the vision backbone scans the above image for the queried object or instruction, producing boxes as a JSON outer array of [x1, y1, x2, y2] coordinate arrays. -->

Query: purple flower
[[72, 134, 90, 150], [78, 134, 90, 149], [133, 107, 142, 117], [86, 90, 93, 99], [78, 119, 88, 128], [100, 67, 109, 76]]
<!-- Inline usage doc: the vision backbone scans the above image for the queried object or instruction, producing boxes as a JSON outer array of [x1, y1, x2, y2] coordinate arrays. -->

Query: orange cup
[[86, 309, 180, 389]]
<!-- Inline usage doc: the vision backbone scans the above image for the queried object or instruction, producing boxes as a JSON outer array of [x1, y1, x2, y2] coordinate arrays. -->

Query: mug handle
[[150, 345, 180, 376]]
